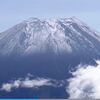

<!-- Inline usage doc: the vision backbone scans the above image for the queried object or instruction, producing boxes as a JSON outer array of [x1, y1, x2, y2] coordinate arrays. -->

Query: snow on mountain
[[0, 17, 100, 56]]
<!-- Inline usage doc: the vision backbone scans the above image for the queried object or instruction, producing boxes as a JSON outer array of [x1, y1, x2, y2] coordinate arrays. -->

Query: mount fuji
[[0, 17, 100, 98], [0, 17, 100, 58]]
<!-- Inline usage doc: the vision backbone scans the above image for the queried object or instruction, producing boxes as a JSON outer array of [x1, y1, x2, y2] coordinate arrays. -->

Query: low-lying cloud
[[0, 75, 60, 92], [67, 60, 100, 99]]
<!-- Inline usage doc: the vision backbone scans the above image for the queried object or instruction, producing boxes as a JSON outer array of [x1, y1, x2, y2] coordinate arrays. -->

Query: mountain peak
[[25, 16, 80, 23], [25, 17, 40, 23], [0, 17, 100, 56]]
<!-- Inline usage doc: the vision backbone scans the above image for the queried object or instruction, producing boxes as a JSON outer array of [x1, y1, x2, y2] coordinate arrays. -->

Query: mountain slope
[[0, 17, 100, 57]]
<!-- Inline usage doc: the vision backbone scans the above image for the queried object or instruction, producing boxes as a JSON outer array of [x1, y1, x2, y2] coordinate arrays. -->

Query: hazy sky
[[0, 0, 100, 32]]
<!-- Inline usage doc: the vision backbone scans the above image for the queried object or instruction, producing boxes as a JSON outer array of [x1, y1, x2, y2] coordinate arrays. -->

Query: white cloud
[[1, 80, 21, 92], [0, 76, 58, 92], [67, 60, 100, 99], [1, 83, 13, 92], [21, 78, 53, 88]]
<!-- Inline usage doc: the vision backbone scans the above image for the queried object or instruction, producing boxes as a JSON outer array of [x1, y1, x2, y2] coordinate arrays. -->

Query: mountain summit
[[0, 17, 100, 57]]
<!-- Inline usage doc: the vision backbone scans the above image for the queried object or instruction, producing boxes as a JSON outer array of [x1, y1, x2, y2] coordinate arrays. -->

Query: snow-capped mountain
[[0, 17, 100, 57]]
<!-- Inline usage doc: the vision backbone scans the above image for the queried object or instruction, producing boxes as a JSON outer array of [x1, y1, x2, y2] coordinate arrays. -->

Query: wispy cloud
[[0, 75, 61, 92], [67, 60, 100, 99]]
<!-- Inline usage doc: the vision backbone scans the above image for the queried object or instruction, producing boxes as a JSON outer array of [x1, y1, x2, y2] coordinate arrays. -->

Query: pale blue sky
[[0, 0, 100, 32]]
